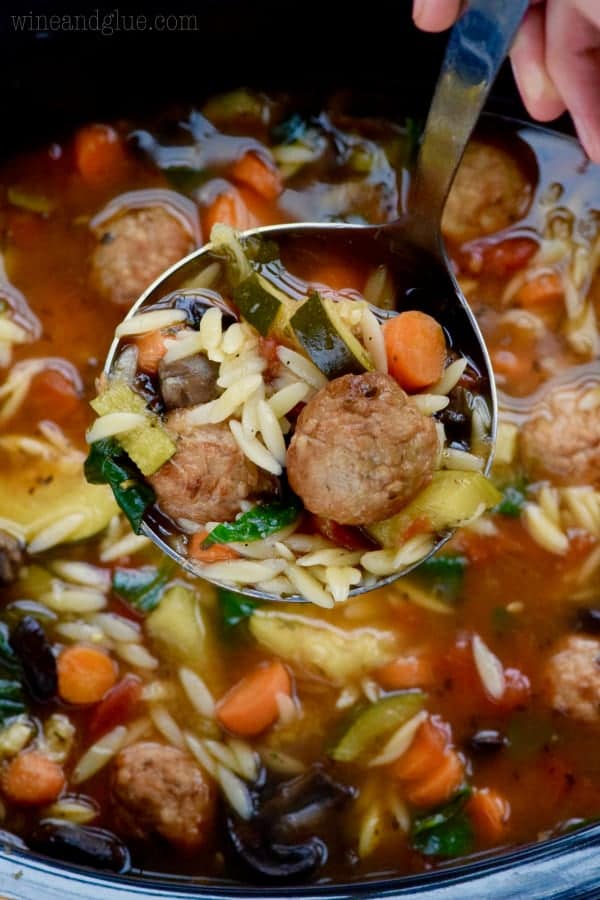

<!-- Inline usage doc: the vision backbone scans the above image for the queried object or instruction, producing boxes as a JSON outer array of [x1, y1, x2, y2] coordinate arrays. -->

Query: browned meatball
[[286, 372, 438, 525], [91, 207, 195, 306], [111, 742, 215, 851], [149, 416, 276, 525], [442, 140, 533, 244], [520, 383, 600, 486], [543, 635, 600, 723]]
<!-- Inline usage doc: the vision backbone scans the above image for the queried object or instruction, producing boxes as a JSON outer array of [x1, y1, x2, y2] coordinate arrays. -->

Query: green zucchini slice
[[290, 292, 373, 379]]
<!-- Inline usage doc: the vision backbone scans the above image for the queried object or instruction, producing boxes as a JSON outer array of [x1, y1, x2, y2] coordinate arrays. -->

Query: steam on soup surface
[[0, 91, 599, 882]]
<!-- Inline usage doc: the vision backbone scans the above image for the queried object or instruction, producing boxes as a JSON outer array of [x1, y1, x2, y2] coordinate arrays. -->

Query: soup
[[0, 91, 599, 883]]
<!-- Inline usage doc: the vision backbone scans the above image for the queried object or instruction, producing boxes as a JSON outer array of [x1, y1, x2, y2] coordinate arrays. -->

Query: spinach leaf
[[494, 480, 528, 518], [165, 167, 210, 194], [0, 679, 26, 724], [112, 560, 175, 614], [411, 785, 474, 858], [271, 113, 307, 145], [218, 588, 260, 632], [0, 623, 20, 675], [412, 554, 468, 603], [84, 438, 155, 534], [203, 499, 302, 547]]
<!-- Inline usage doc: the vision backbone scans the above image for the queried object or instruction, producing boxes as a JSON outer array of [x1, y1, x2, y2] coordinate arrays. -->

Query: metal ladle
[[104, 0, 528, 601]]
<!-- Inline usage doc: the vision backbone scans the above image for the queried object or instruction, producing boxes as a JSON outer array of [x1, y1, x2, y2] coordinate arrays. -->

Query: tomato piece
[[458, 236, 538, 277], [312, 516, 376, 551], [27, 370, 82, 425], [88, 674, 142, 741]]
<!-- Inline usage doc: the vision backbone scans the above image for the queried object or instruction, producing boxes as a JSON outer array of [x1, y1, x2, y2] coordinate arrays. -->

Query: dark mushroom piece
[[158, 354, 219, 410], [0, 530, 24, 587], [29, 820, 131, 873], [576, 608, 600, 635], [226, 768, 355, 882], [468, 729, 508, 754], [10, 616, 57, 703]]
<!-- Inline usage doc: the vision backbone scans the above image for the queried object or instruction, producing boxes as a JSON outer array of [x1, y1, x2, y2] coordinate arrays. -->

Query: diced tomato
[[74, 124, 128, 186], [498, 667, 531, 711], [27, 369, 82, 425], [458, 236, 538, 277], [88, 674, 142, 741], [312, 516, 376, 551]]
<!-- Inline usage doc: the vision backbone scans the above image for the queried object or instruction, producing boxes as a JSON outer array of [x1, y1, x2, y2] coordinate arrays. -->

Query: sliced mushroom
[[29, 820, 131, 873]]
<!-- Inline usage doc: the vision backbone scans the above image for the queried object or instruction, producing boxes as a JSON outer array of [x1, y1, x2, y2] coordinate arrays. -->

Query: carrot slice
[[516, 272, 563, 307], [375, 653, 435, 690], [57, 645, 118, 705], [2, 751, 65, 806], [467, 788, 510, 843], [135, 331, 168, 374], [202, 190, 255, 237], [230, 152, 282, 201], [307, 260, 366, 293], [217, 660, 292, 736], [27, 370, 82, 424], [88, 674, 142, 741], [405, 748, 464, 807], [390, 717, 449, 781], [74, 124, 128, 185], [189, 530, 240, 563], [383, 310, 446, 391]]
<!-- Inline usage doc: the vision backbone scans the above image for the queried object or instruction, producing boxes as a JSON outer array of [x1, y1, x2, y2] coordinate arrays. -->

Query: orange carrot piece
[[57, 645, 118, 705], [217, 660, 292, 736], [405, 748, 464, 807], [202, 190, 254, 237], [307, 260, 365, 293], [390, 717, 449, 782], [2, 751, 65, 806], [74, 124, 127, 185], [135, 331, 168, 374], [188, 530, 240, 563], [467, 788, 510, 843], [375, 653, 435, 690], [27, 369, 82, 425], [230, 152, 282, 201], [383, 310, 446, 391], [516, 272, 563, 307]]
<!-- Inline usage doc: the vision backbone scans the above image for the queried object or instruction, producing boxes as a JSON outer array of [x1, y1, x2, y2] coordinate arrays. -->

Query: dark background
[[0, 0, 573, 154]]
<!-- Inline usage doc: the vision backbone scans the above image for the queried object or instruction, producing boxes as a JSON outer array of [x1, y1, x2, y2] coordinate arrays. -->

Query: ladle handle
[[410, 0, 529, 251]]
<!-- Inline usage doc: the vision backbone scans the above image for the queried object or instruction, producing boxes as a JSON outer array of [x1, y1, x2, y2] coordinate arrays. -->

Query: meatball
[[91, 207, 195, 306], [158, 354, 219, 410], [543, 635, 600, 723], [149, 416, 276, 525], [442, 140, 533, 244], [0, 530, 24, 586], [111, 742, 215, 851], [286, 372, 438, 525], [520, 383, 600, 486]]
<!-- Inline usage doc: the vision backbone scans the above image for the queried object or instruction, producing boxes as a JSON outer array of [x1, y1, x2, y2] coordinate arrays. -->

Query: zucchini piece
[[91, 380, 175, 476], [368, 471, 502, 548], [290, 292, 373, 379], [145, 583, 223, 689], [330, 691, 425, 763], [249, 609, 397, 684], [0, 444, 117, 545], [232, 273, 283, 336]]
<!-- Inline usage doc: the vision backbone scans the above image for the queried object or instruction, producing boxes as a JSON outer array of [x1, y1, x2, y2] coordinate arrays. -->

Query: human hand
[[412, 0, 600, 164]]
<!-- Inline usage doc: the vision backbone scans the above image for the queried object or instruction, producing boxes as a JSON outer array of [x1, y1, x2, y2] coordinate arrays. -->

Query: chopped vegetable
[[291, 292, 373, 379], [202, 499, 302, 547], [467, 788, 510, 843], [406, 750, 465, 807], [249, 610, 397, 684], [7, 187, 54, 214], [516, 272, 563, 307], [0, 679, 27, 724], [84, 438, 155, 534], [312, 517, 376, 551], [271, 113, 308, 145], [218, 588, 260, 632], [383, 310, 446, 391], [494, 480, 528, 517], [233, 272, 285, 337], [10, 616, 57, 703], [91, 380, 175, 476], [112, 561, 175, 613], [57, 646, 118, 705], [88, 675, 142, 742], [203, 191, 253, 235], [375, 653, 435, 690], [411, 786, 474, 858], [330, 691, 425, 763], [74, 124, 127, 185], [202, 89, 268, 127], [146, 584, 221, 681], [0, 623, 20, 675], [230, 152, 282, 201], [411, 554, 468, 603], [135, 331, 168, 374], [2, 750, 65, 806], [391, 717, 450, 782], [189, 531, 240, 563], [217, 660, 291, 736], [367, 472, 502, 547]]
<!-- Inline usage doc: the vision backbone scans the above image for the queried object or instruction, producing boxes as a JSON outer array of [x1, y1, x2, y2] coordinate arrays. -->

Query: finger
[[546, 0, 600, 162], [413, 0, 462, 32], [510, 5, 566, 122]]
